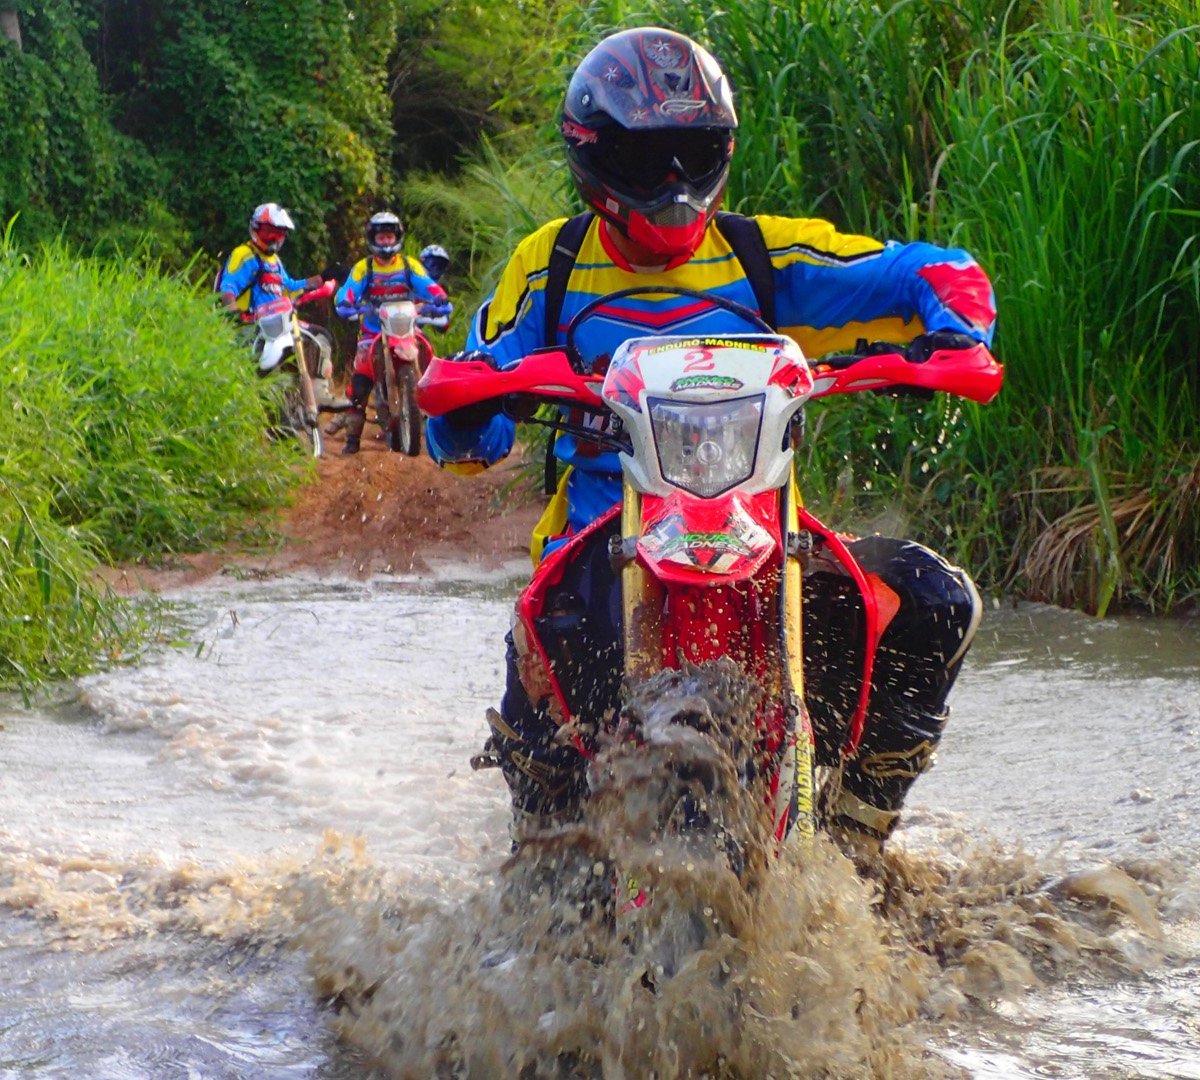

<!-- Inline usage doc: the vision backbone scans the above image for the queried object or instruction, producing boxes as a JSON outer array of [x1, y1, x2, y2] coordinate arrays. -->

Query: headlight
[[380, 304, 414, 336], [258, 313, 288, 339], [649, 394, 764, 497]]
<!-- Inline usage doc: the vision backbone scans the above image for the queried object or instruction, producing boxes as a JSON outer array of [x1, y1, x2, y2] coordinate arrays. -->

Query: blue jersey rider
[[218, 203, 334, 408], [417, 244, 453, 333], [427, 28, 995, 863], [334, 212, 451, 455]]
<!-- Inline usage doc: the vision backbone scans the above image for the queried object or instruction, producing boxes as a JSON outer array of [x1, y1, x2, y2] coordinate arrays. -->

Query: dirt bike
[[251, 280, 337, 457], [417, 287, 1002, 895], [361, 299, 436, 456]]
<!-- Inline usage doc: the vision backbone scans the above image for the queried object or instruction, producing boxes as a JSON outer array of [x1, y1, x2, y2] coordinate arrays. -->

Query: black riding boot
[[341, 407, 365, 455], [483, 519, 623, 823], [803, 535, 982, 841]]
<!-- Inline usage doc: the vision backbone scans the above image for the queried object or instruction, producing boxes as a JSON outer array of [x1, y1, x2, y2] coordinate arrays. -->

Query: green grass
[[0, 226, 302, 691]]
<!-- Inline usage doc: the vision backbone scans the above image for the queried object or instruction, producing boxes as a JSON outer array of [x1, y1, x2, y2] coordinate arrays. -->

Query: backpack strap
[[363, 258, 374, 305], [714, 211, 777, 330], [540, 212, 593, 495], [542, 211, 594, 345]]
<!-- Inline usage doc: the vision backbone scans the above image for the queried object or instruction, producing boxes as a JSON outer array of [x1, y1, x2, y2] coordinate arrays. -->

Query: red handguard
[[297, 279, 336, 305], [416, 349, 605, 417], [811, 343, 1003, 403]]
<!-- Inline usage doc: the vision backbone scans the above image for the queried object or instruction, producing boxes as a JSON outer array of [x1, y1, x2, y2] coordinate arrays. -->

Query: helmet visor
[[584, 127, 732, 194]]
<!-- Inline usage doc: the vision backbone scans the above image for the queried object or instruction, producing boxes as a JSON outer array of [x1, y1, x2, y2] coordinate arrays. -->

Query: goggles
[[585, 127, 732, 193]]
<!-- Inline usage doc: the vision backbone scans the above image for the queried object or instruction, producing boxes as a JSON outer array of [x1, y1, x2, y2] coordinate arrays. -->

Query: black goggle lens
[[588, 128, 730, 191]]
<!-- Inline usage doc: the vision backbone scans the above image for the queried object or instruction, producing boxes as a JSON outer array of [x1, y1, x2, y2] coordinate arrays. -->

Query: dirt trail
[[106, 428, 542, 593]]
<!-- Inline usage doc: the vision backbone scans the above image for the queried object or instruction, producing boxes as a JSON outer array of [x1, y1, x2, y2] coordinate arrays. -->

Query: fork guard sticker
[[649, 529, 754, 558], [670, 374, 745, 392], [641, 513, 774, 572]]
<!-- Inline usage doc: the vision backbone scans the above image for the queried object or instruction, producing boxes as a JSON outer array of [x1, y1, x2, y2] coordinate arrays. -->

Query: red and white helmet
[[249, 203, 295, 254], [562, 28, 738, 260]]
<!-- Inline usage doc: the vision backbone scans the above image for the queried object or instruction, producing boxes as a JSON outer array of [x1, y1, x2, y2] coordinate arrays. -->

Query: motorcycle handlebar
[[416, 341, 1003, 418], [417, 349, 603, 418]]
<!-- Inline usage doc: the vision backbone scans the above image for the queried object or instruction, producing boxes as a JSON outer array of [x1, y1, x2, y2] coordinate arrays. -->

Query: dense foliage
[[0, 0, 170, 249], [0, 234, 298, 690], [0, 0, 559, 265]]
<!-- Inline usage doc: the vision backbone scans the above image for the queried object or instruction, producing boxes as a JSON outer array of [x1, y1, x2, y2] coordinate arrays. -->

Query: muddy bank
[[103, 433, 543, 593]]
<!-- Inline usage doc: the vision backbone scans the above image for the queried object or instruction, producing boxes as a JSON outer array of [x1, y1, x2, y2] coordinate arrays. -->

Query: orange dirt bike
[[417, 288, 1002, 884]]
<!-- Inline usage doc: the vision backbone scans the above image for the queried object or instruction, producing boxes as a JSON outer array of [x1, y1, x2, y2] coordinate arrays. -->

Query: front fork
[[288, 314, 319, 416], [782, 472, 816, 839], [617, 477, 816, 840], [619, 479, 663, 682]]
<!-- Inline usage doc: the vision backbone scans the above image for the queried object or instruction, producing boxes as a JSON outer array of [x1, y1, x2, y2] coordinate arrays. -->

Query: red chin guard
[[625, 207, 709, 260]]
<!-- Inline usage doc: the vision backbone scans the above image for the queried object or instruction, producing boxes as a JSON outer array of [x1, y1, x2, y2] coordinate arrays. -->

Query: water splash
[[292, 665, 1184, 1078]]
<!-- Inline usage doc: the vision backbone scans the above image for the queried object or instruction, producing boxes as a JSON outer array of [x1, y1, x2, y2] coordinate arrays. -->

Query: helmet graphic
[[419, 243, 450, 282], [366, 211, 405, 258], [249, 203, 295, 254], [562, 28, 737, 260]]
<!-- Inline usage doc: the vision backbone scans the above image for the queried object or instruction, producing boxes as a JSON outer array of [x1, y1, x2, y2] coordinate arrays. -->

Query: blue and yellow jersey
[[218, 244, 310, 314], [427, 214, 997, 540], [335, 254, 445, 335]]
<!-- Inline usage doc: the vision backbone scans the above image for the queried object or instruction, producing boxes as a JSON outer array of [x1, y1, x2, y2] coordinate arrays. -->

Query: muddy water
[[2, 572, 1198, 1078]]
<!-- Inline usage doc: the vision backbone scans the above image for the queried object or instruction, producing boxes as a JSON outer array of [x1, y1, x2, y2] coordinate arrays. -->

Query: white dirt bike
[[251, 280, 337, 457]]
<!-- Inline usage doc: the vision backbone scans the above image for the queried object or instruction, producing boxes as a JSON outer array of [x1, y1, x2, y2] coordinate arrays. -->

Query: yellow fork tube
[[785, 469, 815, 839], [621, 479, 662, 681], [290, 313, 318, 417]]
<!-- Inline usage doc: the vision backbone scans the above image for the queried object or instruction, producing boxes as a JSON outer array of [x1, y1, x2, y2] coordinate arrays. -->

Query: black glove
[[906, 330, 979, 364], [442, 349, 502, 430]]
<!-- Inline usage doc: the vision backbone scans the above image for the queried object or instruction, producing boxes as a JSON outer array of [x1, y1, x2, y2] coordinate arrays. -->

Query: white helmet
[[366, 211, 404, 257], [419, 243, 450, 282], [249, 203, 295, 253]]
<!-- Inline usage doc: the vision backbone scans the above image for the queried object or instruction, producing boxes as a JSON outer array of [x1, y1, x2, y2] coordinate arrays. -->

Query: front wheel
[[397, 363, 421, 456]]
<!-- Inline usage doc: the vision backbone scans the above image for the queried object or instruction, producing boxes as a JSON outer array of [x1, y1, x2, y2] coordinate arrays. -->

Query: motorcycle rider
[[426, 28, 995, 860], [419, 243, 451, 283], [218, 204, 334, 409], [334, 212, 451, 455], [417, 244, 453, 332]]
